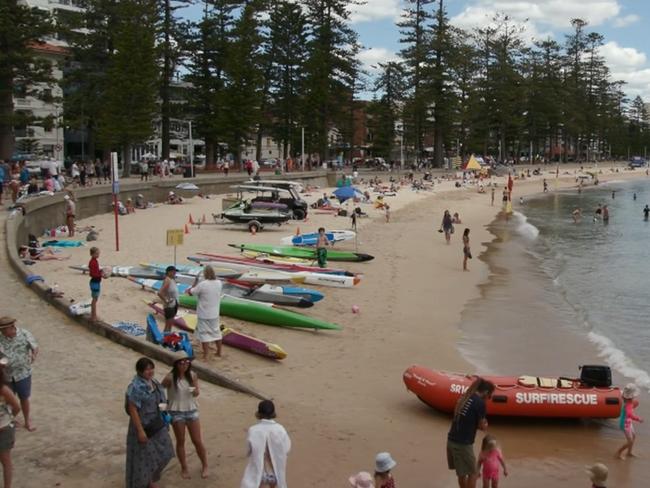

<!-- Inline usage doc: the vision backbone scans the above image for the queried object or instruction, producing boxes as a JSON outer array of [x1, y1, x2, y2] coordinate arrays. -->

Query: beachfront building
[[12, 0, 83, 161], [138, 118, 205, 163]]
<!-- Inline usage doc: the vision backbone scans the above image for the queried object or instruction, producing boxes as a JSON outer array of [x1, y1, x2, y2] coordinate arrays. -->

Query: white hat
[[64, 195, 70, 200], [585, 463, 608, 485], [375, 452, 396, 473], [622, 383, 639, 399], [168, 191, 174, 195], [348, 471, 373, 487]]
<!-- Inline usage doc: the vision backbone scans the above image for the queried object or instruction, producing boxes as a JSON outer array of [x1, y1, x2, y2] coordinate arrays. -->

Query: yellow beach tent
[[465, 155, 482, 171]]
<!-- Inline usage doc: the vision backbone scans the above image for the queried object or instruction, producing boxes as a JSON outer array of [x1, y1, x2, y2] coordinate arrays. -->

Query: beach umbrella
[[333, 186, 363, 203], [464, 155, 482, 171]]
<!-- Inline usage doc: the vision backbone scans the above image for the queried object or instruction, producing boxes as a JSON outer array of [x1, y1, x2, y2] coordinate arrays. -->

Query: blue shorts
[[90, 280, 101, 299], [11, 376, 31, 400], [169, 410, 199, 423]]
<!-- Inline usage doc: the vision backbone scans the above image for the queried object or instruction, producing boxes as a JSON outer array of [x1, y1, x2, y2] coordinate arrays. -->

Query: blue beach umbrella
[[333, 186, 363, 203]]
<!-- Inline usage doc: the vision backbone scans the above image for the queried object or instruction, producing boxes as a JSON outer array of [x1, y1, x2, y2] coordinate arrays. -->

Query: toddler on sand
[[477, 434, 508, 488], [616, 383, 643, 460]]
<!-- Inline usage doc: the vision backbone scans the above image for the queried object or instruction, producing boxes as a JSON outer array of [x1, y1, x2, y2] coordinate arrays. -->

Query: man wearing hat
[[241, 400, 291, 488], [0, 317, 38, 431]]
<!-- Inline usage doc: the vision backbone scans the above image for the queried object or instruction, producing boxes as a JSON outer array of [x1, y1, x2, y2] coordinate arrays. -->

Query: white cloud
[[358, 47, 400, 71], [613, 14, 640, 28], [452, 0, 622, 30], [350, 0, 402, 24], [599, 41, 647, 72]]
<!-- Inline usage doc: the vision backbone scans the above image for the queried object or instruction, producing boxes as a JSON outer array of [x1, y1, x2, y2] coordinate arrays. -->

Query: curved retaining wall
[[5, 171, 332, 398]]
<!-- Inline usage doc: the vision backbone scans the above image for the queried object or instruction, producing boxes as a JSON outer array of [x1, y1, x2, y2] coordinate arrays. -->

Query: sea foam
[[588, 330, 650, 391], [513, 211, 540, 239]]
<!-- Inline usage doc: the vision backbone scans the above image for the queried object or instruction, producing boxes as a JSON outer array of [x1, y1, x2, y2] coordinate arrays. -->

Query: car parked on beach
[[629, 156, 647, 168]]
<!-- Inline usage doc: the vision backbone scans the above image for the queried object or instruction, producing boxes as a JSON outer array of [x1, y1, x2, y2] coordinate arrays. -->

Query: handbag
[[143, 415, 166, 438]]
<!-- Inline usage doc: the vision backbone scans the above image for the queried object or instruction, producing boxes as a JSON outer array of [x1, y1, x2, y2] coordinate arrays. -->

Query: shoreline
[[5, 164, 650, 486]]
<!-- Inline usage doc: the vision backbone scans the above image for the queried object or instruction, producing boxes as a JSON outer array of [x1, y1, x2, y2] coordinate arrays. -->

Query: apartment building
[[13, 0, 82, 160]]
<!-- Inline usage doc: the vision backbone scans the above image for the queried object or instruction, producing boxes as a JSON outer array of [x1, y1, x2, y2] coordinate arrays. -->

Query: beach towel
[[43, 240, 85, 247], [112, 322, 146, 336]]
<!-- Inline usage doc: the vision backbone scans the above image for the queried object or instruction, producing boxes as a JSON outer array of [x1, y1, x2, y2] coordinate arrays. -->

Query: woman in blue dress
[[125, 357, 174, 488]]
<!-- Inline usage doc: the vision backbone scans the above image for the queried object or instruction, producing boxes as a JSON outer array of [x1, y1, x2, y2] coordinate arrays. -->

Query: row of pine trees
[[1, 0, 649, 169]]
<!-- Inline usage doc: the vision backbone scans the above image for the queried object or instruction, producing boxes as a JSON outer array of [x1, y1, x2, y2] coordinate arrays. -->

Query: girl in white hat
[[374, 452, 397, 488], [615, 383, 643, 460]]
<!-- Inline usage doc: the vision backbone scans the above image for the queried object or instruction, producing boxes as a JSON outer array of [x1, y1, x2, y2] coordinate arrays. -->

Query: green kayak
[[229, 243, 374, 262], [178, 295, 341, 331]]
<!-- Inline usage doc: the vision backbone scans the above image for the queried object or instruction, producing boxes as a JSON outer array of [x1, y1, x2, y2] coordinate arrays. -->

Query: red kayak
[[403, 365, 622, 418]]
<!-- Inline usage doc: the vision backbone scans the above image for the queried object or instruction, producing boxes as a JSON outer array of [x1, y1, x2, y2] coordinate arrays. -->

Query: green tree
[[302, 0, 360, 162], [97, 0, 159, 175], [267, 0, 308, 159], [156, 0, 192, 160], [221, 2, 263, 164], [398, 0, 434, 163], [183, 0, 239, 166], [0, 1, 55, 159], [368, 62, 405, 160]]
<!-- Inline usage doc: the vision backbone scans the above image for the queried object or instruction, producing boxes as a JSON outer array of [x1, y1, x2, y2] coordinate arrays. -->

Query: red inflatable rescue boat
[[403, 365, 622, 418]]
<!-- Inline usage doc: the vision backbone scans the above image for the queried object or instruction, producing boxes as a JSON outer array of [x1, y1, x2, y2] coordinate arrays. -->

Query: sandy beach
[[4, 164, 650, 487]]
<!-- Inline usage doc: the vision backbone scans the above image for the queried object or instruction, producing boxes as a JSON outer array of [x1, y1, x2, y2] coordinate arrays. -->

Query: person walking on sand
[[187, 265, 223, 359], [385, 204, 391, 223], [586, 463, 608, 488], [462, 229, 472, 271], [241, 400, 291, 488], [441, 210, 454, 244], [162, 352, 208, 480], [644, 205, 650, 221], [374, 452, 397, 488], [158, 266, 179, 333], [0, 354, 21, 488], [64, 193, 76, 237], [477, 435, 508, 488], [616, 383, 643, 460], [88, 247, 103, 322], [447, 377, 495, 488], [490, 187, 495, 206], [125, 357, 174, 488], [0, 317, 38, 433], [316, 227, 330, 268]]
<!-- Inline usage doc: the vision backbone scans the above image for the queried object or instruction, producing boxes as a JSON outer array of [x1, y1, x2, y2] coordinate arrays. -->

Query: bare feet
[[201, 466, 209, 479], [181, 469, 191, 479], [629, 452, 639, 458], [25, 423, 36, 432], [617, 453, 626, 460]]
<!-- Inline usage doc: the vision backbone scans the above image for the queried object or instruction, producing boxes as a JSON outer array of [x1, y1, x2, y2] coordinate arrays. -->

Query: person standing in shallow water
[[644, 205, 649, 221], [462, 229, 471, 271], [447, 378, 495, 488]]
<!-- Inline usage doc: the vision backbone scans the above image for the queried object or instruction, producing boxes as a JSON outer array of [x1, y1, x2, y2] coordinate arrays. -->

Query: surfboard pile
[[70, 230, 373, 361]]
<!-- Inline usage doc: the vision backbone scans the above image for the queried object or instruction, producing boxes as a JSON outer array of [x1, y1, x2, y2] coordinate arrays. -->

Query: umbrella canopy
[[464, 155, 482, 171], [333, 186, 363, 203]]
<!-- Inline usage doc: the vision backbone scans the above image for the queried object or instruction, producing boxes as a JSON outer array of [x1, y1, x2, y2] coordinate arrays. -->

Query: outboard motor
[[579, 365, 612, 387]]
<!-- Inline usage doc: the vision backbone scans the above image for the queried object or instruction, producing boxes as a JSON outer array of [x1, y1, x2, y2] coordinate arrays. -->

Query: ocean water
[[459, 179, 650, 392]]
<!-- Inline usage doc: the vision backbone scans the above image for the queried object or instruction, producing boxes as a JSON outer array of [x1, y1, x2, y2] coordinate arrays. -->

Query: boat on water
[[403, 365, 622, 418]]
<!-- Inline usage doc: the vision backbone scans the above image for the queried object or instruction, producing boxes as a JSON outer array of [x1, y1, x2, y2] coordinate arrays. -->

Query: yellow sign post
[[166, 229, 184, 265]]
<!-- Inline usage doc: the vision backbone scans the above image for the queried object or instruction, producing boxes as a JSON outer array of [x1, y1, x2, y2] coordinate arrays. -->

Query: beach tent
[[464, 155, 482, 171]]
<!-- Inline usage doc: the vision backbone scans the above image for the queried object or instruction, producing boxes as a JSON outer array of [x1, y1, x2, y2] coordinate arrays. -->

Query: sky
[[353, 0, 650, 100], [185, 0, 650, 101]]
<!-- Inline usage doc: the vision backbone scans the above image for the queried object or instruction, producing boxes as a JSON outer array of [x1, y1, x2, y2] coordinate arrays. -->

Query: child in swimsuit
[[616, 383, 643, 460], [478, 434, 508, 488]]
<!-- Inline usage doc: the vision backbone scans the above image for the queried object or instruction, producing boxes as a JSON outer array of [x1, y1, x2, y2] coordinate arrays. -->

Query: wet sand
[[4, 166, 650, 486]]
